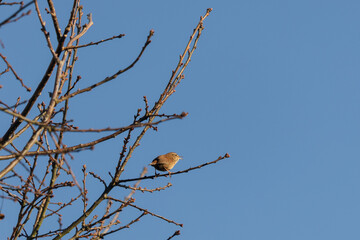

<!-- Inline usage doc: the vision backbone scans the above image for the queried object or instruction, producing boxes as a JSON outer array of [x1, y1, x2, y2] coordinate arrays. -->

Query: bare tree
[[0, 1, 229, 239]]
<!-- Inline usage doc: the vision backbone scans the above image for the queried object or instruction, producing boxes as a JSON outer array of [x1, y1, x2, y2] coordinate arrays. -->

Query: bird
[[150, 152, 182, 176]]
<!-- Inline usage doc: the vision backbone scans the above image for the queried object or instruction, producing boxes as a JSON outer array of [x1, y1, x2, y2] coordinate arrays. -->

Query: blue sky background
[[1, 0, 360, 239]]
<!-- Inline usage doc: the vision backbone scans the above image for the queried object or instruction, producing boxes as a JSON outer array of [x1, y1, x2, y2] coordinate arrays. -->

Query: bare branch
[[65, 13, 93, 49], [117, 182, 172, 193], [167, 230, 181, 240], [119, 153, 230, 183], [0, 113, 187, 161], [0, 0, 34, 28], [57, 30, 154, 103], [107, 197, 183, 227], [0, 53, 31, 91], [46, 0, 62, 40], [63, 33, 125, 50], [34, 0, 60, 64]]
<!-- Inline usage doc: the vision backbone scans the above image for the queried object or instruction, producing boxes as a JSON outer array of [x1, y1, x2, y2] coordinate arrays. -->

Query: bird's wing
[[150, 158, 158, 166]]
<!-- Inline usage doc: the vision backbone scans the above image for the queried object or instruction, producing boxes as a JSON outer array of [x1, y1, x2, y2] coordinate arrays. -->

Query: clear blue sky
[[1, 0, 360, 239]]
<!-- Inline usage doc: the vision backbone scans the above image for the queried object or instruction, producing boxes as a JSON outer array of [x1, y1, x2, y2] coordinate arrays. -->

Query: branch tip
[[180, 112, 188, 118]]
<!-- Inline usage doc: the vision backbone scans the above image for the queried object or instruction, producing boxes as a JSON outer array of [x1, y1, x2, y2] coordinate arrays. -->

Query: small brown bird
[[150, 152, 182, 176]]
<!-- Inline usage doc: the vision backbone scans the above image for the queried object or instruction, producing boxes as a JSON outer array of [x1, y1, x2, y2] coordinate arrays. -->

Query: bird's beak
[[179, 156, 183, 160]]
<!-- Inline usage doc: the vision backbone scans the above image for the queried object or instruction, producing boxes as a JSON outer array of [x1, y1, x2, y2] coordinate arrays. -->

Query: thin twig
[[117, 182, 172, 193], [119, 153, 230, 183], [0, 53, 31, 91], [0, 113, 187, 161], [57, 30, 154, 103], [65, 13, 93, 49], [46, 0, 62, 40], [0, 0, 34, 28], [107, 197, 183, 227], [100, 213, 146, 238], [34, 0, 60, 64], [167, 230, 181, 240], [63, 33, 125, 50]]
